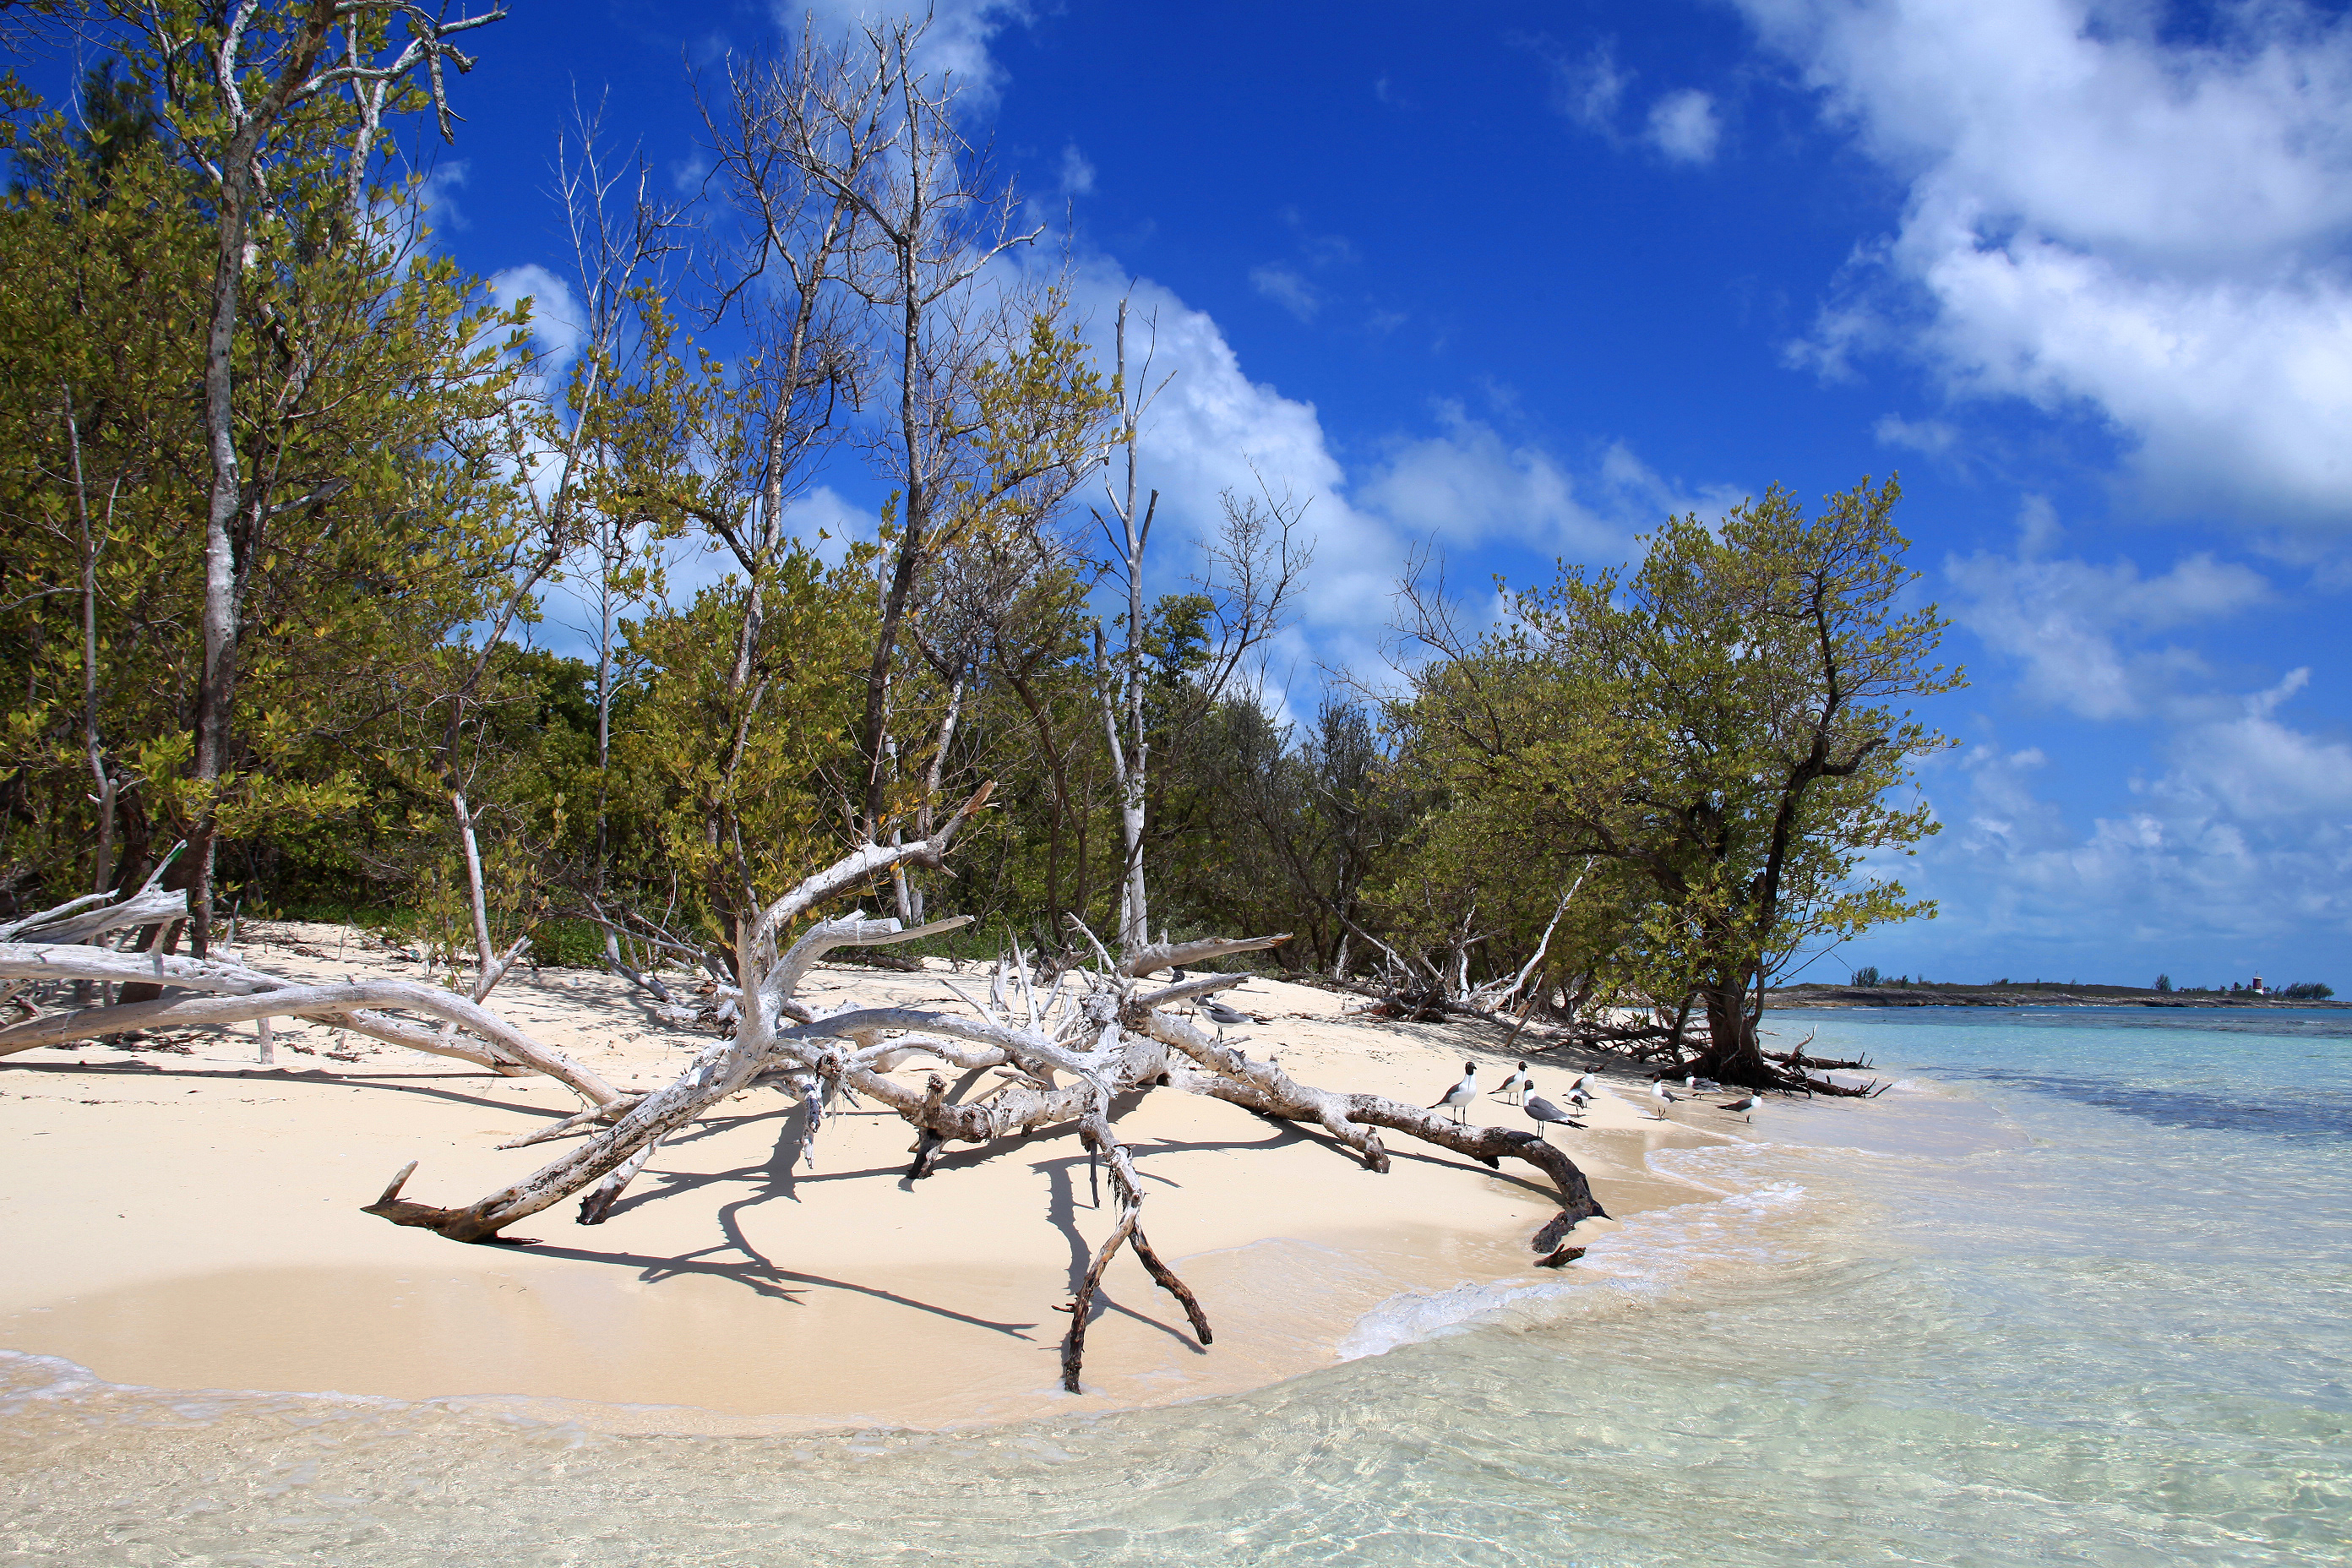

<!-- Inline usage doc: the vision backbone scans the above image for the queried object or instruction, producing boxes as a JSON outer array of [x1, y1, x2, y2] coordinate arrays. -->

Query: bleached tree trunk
[[893, 669, 965, 926], [447, 791, 529, 1007], [1097, 298, 1162, 952]]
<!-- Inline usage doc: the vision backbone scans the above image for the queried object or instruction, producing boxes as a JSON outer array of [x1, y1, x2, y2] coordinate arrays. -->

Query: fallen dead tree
[[0, 787, 1608, 1392], [363, 899, 1609, 1390]]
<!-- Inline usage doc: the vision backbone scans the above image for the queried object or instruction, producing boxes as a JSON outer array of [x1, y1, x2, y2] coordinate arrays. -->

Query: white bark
[[0, 945, 617, 1102], [1097, 298, 1166, 953], [0, 888, 187, 945]]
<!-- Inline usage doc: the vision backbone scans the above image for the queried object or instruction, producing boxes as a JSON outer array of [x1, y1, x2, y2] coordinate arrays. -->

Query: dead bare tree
[[1095, 445, 1311, 954], [744, 14, 1112, 837], [1093, 297, 1173, 951]]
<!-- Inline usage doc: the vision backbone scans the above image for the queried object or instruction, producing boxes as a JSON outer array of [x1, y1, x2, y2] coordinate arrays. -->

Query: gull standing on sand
[[1522, 1083, 1582, 1141], [1721, 1092, 1759, 1124], [1494, 1061, 1532, 1106], [1430, 1061, 1478, 1124], [1200, 999, 1250, 1041], [1649, 1080, 1682, 1120], [1568, 1071, 1598, 1099]]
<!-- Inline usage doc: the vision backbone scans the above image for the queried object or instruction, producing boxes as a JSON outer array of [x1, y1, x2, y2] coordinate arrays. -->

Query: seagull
[[1430, 1061, 1478, 1124], [1494, 1061, 1533, 1106], [1721, 1092, 1760, 1124], [1200, 999, 1250, 1040], [1522, 1083, 1583, 1141], [1648, 1080, 1682, 1120], [1567, 1071, 1598, 1099], [1685, 1073, 1721, 1093]]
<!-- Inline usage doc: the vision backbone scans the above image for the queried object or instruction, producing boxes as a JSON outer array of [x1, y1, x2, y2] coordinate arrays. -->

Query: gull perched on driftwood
[[1430, 1061, 1478, 1124], [1494, 1061, 1532, 1106]]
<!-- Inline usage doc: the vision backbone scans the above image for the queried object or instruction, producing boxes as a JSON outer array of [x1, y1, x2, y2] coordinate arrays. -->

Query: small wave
[[0, 1347, 607, 1443], [1337, 1177, 1813, 1360], [0, 1348, 101, 1404]]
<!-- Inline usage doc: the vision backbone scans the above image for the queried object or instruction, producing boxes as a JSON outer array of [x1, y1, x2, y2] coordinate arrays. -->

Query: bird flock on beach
[[1184, 983, 1763, 1141], [1431, 1059, 1764, 1139]]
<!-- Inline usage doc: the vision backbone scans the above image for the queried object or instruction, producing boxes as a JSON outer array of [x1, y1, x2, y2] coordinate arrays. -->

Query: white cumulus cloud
[[488, 264, 585, 372], [1740, 0, 2352, 522], [1043, 253, 1730, 693], [782, 0, 1032, 109]]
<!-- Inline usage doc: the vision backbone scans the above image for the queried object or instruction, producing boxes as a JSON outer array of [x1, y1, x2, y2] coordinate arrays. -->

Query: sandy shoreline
[[0, 921, 1743, 1435]]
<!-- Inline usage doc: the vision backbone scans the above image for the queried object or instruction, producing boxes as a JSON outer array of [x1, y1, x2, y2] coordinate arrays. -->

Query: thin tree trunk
[[189, 155, 254, 962], [63, 388, 116, 897], [1104, 300, 1154, 953]]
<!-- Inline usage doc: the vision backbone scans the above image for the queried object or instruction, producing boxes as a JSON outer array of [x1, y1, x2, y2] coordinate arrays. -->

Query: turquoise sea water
[[5, 1006, 2348, 1565]]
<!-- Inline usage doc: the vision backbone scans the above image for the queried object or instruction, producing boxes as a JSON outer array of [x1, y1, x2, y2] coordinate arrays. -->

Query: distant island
[[1769, 978, 2344, 1010]]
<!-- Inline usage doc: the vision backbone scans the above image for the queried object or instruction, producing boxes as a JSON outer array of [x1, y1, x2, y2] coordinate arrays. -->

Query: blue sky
[[44, 1, 2352, 988]]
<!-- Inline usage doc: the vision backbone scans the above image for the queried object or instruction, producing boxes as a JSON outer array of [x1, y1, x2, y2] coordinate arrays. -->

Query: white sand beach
[[0, 921, 1743, 1433]]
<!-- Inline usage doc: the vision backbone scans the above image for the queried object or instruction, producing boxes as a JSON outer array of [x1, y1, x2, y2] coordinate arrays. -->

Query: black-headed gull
[[1430, 1061, 1478, 1124]]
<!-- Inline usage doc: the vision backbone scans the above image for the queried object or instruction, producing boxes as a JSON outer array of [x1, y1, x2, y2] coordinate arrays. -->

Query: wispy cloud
[[1250, 264, 1321, 322], [1646, 89, 1720, 162], [1946, 499, 2272, 721], [1549, 36, 1627, 129], [1873, 412, 1958, 455]]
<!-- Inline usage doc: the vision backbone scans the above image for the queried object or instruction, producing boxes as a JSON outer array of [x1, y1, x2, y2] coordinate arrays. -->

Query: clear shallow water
[[4, 1006, 2347, 1565]]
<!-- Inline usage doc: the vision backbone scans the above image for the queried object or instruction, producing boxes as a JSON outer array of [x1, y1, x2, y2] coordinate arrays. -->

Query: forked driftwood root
[[353, 885, 1609, 1388]]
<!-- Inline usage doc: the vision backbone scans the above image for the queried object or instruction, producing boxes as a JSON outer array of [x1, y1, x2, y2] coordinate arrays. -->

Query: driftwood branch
[[1117, 931, 1291, 978], [356, 879, 1605, 1387], [0, 946, 618, 1103]]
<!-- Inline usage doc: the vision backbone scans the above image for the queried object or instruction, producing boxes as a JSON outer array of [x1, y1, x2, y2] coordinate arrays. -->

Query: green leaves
[[1391, 475, 1960, 1012]]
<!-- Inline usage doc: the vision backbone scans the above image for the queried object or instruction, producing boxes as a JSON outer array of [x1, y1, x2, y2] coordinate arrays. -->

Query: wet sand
[[0, 922, 1736, 1433]]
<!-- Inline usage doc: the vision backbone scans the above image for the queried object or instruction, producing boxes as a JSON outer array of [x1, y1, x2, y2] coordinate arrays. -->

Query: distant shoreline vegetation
[[1772, 968, 2339, 1009]]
